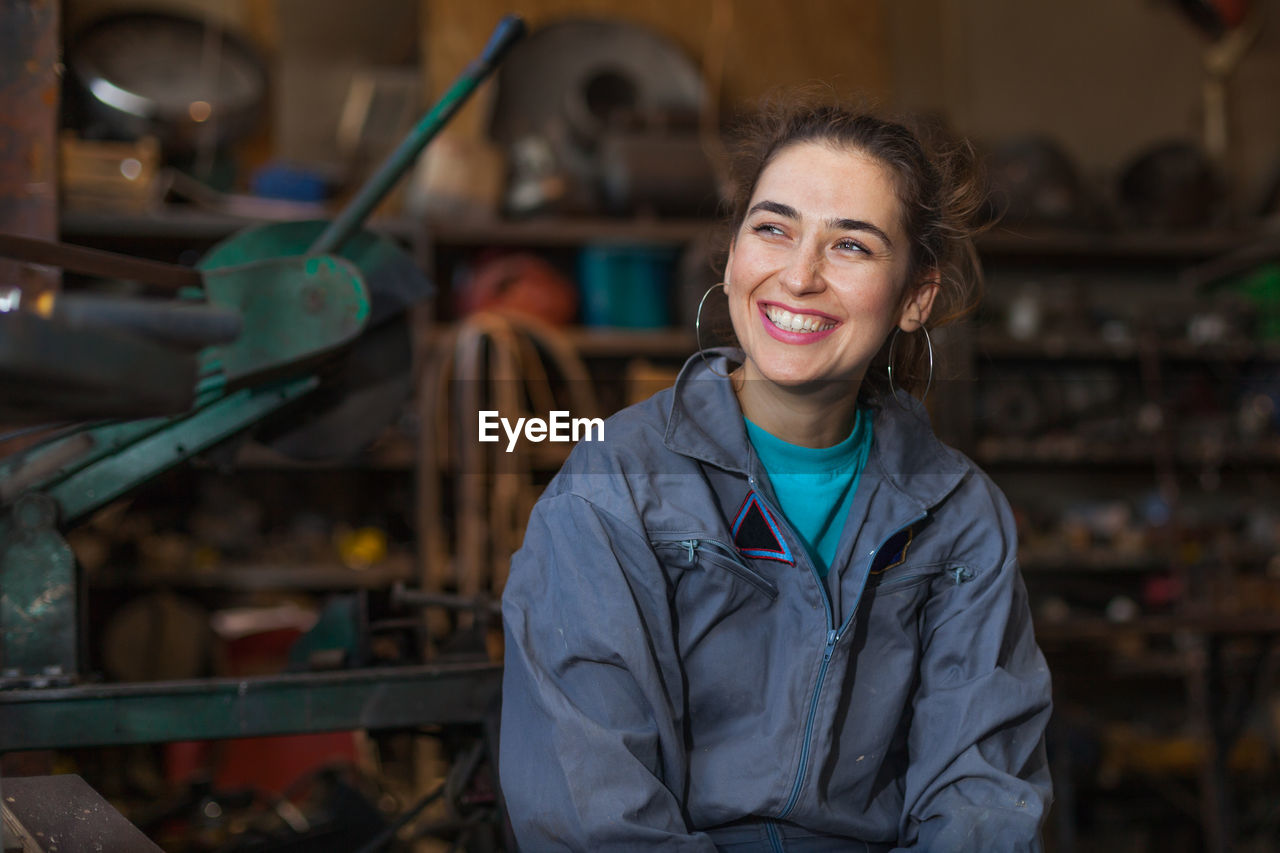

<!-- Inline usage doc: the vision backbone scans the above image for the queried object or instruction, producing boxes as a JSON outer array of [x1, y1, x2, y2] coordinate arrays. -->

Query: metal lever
[[0, 232, 204, 291], [309, 14, 527, 255], [43, 292, 242, 349]]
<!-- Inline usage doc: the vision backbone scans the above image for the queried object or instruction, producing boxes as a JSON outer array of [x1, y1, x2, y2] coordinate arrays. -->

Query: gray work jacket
[[500, 351, 1052, 852]]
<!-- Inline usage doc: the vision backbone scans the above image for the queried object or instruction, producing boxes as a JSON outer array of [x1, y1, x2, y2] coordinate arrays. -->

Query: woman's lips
[[758, 302, 840, 344]]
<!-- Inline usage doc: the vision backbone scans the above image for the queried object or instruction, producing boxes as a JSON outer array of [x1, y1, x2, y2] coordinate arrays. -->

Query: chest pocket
[[651, 537, 779, 600], [866, 526, 976, 594], [870, 562, 947, 594]]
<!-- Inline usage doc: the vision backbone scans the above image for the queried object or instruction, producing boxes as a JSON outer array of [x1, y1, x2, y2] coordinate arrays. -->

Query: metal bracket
[[0, 495, 76, 683]]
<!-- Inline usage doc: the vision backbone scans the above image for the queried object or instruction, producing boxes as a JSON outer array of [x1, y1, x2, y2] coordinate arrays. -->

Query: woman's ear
[[898, 276, 940, 332]]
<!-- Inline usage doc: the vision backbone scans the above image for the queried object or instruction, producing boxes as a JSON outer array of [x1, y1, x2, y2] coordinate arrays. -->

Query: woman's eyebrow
[[749, 200, 893, 249], [827, 217, 893, 249], [748, 200, 798, 220]]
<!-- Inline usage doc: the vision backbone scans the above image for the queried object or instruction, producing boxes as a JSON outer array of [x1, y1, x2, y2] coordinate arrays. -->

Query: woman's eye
[[752, 223, 785, 237], [835, 238, 868, 253]]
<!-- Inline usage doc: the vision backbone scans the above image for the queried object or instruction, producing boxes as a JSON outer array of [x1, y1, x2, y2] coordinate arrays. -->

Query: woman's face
[[724, 141, 936, 392]]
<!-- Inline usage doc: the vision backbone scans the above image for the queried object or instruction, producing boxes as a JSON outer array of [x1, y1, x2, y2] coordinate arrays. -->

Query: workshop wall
[[421, 0, 1280, 220], [888, 0, 1280, 211], [419, 0, 893, 135], [272, 0, 419, 165], [60, 0, 1280, 207], [63, 0, 247, 30]]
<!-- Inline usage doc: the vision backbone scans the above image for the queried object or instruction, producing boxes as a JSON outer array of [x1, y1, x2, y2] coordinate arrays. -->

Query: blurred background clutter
[[5, 0, 1280, 851]]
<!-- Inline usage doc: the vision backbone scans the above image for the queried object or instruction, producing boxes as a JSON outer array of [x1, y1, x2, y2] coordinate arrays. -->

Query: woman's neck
[[732, 367, 862, 449]]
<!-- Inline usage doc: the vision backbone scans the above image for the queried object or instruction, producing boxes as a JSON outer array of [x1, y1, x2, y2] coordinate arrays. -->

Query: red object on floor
[[164, 625, 360, 795], [213, 732, 360, 795], [164, 740, 211, 785]]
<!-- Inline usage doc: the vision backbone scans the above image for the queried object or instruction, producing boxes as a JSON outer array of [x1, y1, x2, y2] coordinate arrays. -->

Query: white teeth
[[764, 305, 835, 333]]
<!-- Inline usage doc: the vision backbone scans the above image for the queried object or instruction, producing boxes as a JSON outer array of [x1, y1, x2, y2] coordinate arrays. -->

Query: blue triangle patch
[[732, 491, 794, 564]]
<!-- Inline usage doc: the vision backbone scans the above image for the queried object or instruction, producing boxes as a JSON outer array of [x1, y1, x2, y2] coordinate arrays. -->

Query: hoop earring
[[887, 325, 934, 404], [695, 282, 732, 379]]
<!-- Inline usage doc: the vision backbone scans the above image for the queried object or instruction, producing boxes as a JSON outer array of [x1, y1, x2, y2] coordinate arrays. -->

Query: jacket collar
[[663, 349, 968, 511]]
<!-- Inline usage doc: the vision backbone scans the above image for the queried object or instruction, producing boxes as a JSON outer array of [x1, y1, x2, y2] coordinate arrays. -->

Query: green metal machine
[[0, 16, 524, 751]]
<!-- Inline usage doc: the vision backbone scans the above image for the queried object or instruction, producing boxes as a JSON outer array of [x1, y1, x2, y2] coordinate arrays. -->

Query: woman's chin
[[743, 364, 857, 392]]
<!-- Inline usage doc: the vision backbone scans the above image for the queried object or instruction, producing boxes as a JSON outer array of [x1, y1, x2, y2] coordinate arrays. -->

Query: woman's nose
[[779, 246, 825, 294]]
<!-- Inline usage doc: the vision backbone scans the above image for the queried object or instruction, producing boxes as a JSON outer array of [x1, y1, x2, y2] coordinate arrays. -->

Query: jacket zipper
[[775, 510, 928, 820], [765, 819, 785, 852], [746, 480, 837, 821], [875, 568, 936, 593], [875, 561, 973, 593], [650, 538, 778, 598], [686, 537, 745, 564]]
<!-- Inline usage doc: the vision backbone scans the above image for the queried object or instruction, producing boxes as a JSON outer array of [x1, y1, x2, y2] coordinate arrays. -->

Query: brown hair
[[722, 94, 989, 398]]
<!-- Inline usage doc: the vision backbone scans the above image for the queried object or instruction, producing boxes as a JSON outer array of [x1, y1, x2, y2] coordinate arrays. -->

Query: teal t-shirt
[[744, 409, 873, 578]]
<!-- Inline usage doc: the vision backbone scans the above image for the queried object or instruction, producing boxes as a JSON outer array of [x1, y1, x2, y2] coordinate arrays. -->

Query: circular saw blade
[[489, 18, 705, 145]]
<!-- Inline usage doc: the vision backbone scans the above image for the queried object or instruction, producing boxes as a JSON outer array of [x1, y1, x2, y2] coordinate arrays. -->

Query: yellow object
[[32, 290, 55, 318], [336, 526, 388, 569], [1101, 723, 1271, 778]]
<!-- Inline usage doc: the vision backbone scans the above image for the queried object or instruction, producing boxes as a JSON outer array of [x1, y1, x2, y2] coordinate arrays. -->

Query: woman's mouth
[[763, 304, 837, 333], [758, 303, 840, 343]]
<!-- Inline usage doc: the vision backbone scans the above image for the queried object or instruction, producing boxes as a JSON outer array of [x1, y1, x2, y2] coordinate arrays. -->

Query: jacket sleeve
[[894, 543, 1053, 851], [499, 492, 717, 851]]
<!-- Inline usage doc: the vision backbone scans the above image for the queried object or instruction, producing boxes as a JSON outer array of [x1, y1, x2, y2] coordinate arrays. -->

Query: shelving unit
[[418, 214, 713, 347], [974, 439, 1280, 467], [976, 334, 1280, 363], [975, 226, 1280, 853], [975, 226, 1250, 263]]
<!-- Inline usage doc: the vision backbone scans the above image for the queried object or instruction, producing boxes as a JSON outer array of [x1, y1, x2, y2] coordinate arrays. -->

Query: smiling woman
[[721, 103, 988, 426], [726, 143, 925, 447], [500, 96, 1052, 853]]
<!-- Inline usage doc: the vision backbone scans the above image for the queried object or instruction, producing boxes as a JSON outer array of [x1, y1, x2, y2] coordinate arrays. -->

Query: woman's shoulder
[[870, 399, 1015, 538], [924, 443, 1021, 569], [539, 384, 690, 506]]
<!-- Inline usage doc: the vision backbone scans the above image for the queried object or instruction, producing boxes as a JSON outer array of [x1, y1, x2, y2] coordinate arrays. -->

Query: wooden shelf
[[976, 437, 1280, 467], [425, 215, 714, 247], [426, 323, 696, 359], [562, 326, 696, 358], [1021, 549, 1170, 573], [1021, 546, 1277, 574], [976, 334, 1280, 362], [1036, 611, 1280, 643], [61, 207, 420, 243], [976, 226, 1253, 262], [62, 211, 1255, 258], [89, 559, 415, 591]]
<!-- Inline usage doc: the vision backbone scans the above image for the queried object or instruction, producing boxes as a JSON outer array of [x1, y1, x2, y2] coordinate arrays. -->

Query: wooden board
[[420, 0, 891, 139], [1, 776, 162, 852]]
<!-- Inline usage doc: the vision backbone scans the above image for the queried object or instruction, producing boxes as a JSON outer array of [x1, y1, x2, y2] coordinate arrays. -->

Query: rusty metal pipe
[[0, 232, 204, 291]]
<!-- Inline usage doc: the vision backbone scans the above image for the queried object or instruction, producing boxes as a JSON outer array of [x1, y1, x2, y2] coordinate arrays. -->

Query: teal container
[[578, 245, 677, 328]]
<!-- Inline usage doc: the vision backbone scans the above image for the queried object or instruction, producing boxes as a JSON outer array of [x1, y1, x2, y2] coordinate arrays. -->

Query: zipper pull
[[684, 540, 697, 563], [823, 629, 838, 662]]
